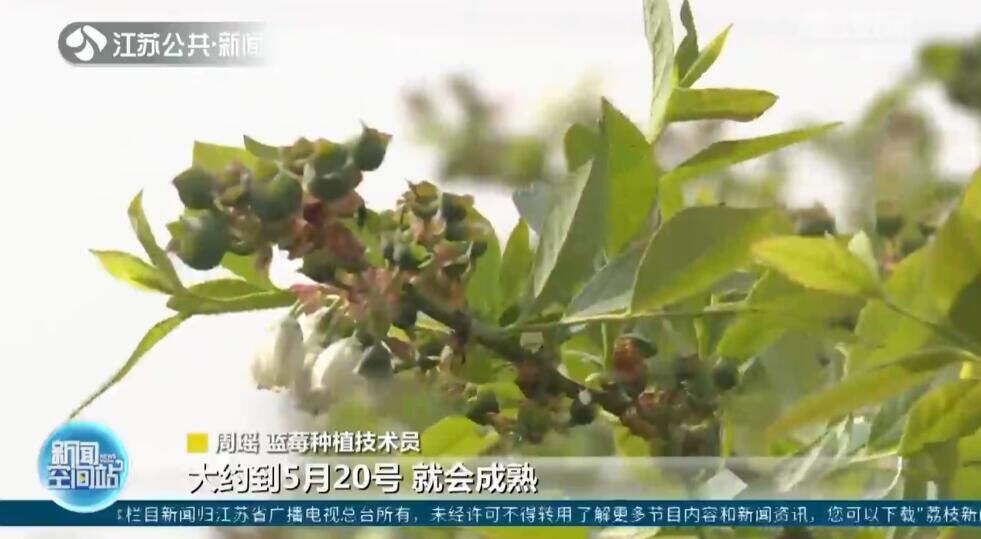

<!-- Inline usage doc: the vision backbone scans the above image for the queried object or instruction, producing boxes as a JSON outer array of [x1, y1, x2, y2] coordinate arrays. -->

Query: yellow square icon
[[186, 433, 209, 454]]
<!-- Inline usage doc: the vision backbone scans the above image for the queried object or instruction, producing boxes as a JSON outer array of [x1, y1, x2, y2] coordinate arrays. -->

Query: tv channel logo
[[38, 421, 129, 513]]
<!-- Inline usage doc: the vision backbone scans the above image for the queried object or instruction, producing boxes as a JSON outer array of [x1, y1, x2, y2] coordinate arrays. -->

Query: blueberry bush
[[81, 1, 981, 537]]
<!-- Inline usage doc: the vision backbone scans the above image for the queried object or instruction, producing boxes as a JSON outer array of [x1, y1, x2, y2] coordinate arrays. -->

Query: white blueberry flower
[[250, 314, 305, 391], [292, 336, 364, 414]]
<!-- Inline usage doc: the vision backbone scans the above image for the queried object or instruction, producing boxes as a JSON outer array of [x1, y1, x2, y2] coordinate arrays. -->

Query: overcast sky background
[[0, 1, 979, 537]]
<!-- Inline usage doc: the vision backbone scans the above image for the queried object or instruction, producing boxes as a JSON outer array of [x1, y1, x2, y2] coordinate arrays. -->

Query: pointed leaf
[[848, 250, 938, 372], [243, 135, 280, 160], [767, 349, 972, 439], [167, 288, 294, 315], [566, 243, 645, 319], [530, 159, 607, 311], [679, 24, 732, 88], [563, 122, 597, 172], [658, 123, 839, 219], [716, 272, 860, 359], [192, 140, 256, 173], [419, 416, 499, 457], [69, 314, 189, 419], [90, 250, 175, 294], [924, 167, 981, 314], [675, 0, 699, 77], [465, 208, 503, 319], [644, 0, 676, 139], [752, 236, 882, 298], [667, 123, 840, 186], [666, 88, 777, 123], [601, 100, 660, 254], [512, 182, 553, 236], [220, 252, 274, 289], [631, 206, 789, 312], [499, 219, 533, 312], [900, 379, 981, 456], [128, 192, 182, 291], [950, 274, 981, 347]]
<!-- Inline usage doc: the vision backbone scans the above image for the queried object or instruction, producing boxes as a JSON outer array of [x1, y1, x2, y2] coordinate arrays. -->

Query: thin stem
[[502, 303, 757, 335], [883, 298, 981, 357], [404, 282, 632, 416]]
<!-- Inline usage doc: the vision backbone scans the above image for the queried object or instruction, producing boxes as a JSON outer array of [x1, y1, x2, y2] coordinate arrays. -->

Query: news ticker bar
[[2, 500, 980, 527]]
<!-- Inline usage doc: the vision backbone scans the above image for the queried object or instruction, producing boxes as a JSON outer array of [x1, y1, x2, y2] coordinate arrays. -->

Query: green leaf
[[950, 274, 981, 347], [512, 182, 552, 236], [128, 192, 182, 291], [766, 349, 972, 439], [192, 140, 256, 174], [90, 250, 175, 294], [667, 123, 840, 186], [185, 278, 268, 298], [919, 42, 961, 82], [167, 280, 294, 315], [658, 123, 839, 219], [69, 314, 189, 419], [466, 208, 503, 319], [644, 0, 676, 139], [166, 220, 274, 289], [563, 122, 598, 172], [242, 135, 280, 160], [716, 272, 860, 359], [900, 379, 981, 456], [752, 236, 882, 298], [419, 416, 499, 456], [924, 168, 981, 315], [679, 24, 732, 88], [499, 219, 533, 312], [601, 100, 660, 254], [631, 206, 789, 312], [848, 250, 938, 372], [675, 0, 699, 78], [565, 243, 645, 319], [847, 231, 878, 276], [666, 88, 778, 123], [529, 159, 607, 311], [220, 252, 274, 289]]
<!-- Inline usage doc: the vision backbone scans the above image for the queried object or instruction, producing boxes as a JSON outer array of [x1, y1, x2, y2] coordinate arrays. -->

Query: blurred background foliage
[[216, 32, 980, 539]]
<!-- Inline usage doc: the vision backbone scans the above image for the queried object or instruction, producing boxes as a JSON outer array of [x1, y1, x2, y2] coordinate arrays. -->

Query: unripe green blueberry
[[176, 211, 230, 270], [442, 261, 469, 280], [517, 401, 552, 444], [289, 137, 315, 160], [875, 202, 904, 239], [354, 328, 376, 348], [393, 300, 418, 331], [470, 240, 488, 259], [444, 221, 468, 242], [228, 238, 257, 256], [355, 342, 393, 380], [250, 172, 303, 223], [465, 389, 500, 426], [440, 193, 470, 223], [173, 167, 217, 210], [352, 126, 392, 172], [796, 217, 836, 237], [300, 250, 338, 283], [568, 391, 597, 427], [394, 243, 423, 271], [309, 142, 349, 175], [901, 235, 926, 256], [305, 162, 362, 202], [712, 358, 740, 392], [674, 355, 701, 383]]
